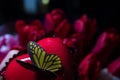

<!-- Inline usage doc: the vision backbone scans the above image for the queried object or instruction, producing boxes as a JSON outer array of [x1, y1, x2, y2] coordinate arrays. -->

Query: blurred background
[[0, 1, 120, 79], [0, 0, 119, 30]]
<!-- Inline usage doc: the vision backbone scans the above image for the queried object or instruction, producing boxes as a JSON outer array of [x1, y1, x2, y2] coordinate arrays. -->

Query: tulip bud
[[44, 9, 70, 38], [78, 53, 101, 80], [15, 20, 45, 49], [74, 14, 97, 62], [91, 28, 119, 65]]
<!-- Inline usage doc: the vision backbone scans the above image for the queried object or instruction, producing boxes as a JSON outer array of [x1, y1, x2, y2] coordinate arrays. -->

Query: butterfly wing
[[27, 41, 46, 68], [42, 54, 62, 72], [27, 41, 62, 73]]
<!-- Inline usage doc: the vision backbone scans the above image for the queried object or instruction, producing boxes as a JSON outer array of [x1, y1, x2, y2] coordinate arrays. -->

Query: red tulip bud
[[44, 9, 70, 38], [55, 19, 70, 38], [91, 28, 119, 65], [15, 20, 26, 36], [51, 9, 64, 24], [78, 53, 101, 80], [30, 20, 44, 31], [74, 14, 97, 61], [15, 20, 45, 49]]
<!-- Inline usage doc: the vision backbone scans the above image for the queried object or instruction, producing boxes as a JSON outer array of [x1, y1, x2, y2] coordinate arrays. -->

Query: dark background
[[0, 0, 119, 30]]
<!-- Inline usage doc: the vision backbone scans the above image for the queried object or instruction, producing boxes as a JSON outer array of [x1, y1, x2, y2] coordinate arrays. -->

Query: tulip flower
[[44, 9, 71, 38], [15, 20, 45, 49]]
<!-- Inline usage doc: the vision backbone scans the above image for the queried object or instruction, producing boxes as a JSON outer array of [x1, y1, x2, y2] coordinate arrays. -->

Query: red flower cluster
[[15, 20, 45, 49], [16, 9, 71, 50], [1, 9, 120, 80]]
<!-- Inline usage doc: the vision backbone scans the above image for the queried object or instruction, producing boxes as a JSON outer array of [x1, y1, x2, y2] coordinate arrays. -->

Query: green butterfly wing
[[27, 41, 46, 68], [27, 41, 62, 73], [42, 54, 62, 72]]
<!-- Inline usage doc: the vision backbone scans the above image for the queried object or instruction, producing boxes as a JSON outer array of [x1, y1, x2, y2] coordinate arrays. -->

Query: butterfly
[[16, 41, 62, 78]]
